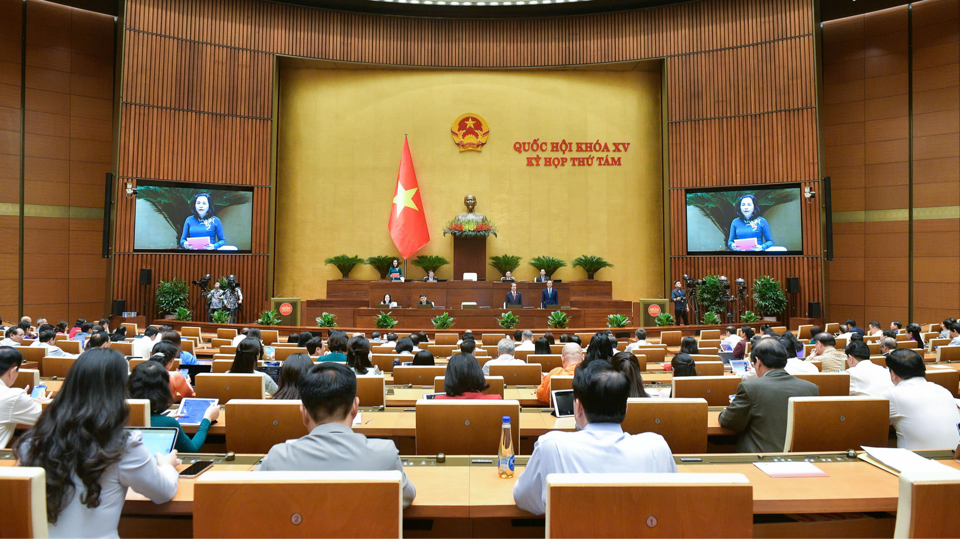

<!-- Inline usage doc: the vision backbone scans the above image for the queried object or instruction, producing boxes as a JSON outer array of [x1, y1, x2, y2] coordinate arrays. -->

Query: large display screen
[[686, 185, 803, 255], [134, 182, 254, 252]]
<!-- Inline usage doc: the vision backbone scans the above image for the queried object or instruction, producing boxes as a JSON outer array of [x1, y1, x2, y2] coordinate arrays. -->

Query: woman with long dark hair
[[16, 348, 178, 537], [229, 337, 278, 394], [272, 353, 314, 400], [679, 336, 700, 355], [584, 333, 615, 364], [437, 353, 500, 399], [611, 351, 650, 398], [905, 323, 925, 349], [534, 337, 551, 355], [346, 336, 381, 376]]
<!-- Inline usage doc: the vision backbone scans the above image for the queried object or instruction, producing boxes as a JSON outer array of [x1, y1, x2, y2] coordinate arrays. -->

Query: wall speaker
[[111, 299, 125, 316], [823, 176, 833, 261], [786, 277, 800, 293], [139, 268, 152, 285], [808, 302, 822, 319], [102, 173, 112, 259]]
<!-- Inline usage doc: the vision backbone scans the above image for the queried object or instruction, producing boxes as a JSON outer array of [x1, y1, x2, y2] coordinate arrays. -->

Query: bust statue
[[455, 194, 486, 221]]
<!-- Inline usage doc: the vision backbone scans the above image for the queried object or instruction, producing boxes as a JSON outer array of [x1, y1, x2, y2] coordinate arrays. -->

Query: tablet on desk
[[423, 392, 445, 399], [127, 427, 178, 456], [730, 360, 749, 375], [175, 398, 219, 426], [552, 389, 575, 417]]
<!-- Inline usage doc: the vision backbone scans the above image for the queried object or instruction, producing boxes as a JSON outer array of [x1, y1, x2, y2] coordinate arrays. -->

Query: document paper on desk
[[860, 446, 957, 475], [754, 462, 828, 478]]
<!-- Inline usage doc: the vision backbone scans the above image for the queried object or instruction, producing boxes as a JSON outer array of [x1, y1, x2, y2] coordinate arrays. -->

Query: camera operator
[[206, 281, 225, 322], [671, 280, 689, 326], [222, 275, 243, 323]]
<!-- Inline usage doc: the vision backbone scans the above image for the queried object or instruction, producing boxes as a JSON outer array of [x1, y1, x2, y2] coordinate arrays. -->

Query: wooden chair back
[[671, 376, 741, 407], [896, 335, 913, 343], [867, 342, 881, 355], [575, 333, 595, 344], [869, 356, 888, 368], [211, 338, 232, 349], [794, 372, 850, 396], [424, 344, 456, 357], [921, 332, 939, 345], [550, 375, 574, 392], [489, 363, 542, 386], [527, 354, 563, 373], [127, 398, 151, 427], [415, 400, 520, 455], [121, 322, 140, 335], [272, 342, 299, 348], [372, 345, 395, 354], [659, 331, 682, 347], [809, 360, 822, 372], [621, 398, 709, 454], [633, 347, 666, 365], [935, 345, 960, 363], [224, 400, 307, 453], [217, 328, 237, 339], [129, 358, 179, 371], [179, 339, 195, 355], [630, 354, 648, 372], [925, 369, 960, 398], [195, 373, 265, 401], [212, 360, 234, 373], [434, 333, 458, 346], [40, 356, 76, 378], [699, 329, 720, 340], [481, 334, 505, 346], [12, 368, 39, 390], [194, 470, 402, 539], [698, 339, 721, 350], [356, 376, 386, 407], [260, 330, 280, 345], [694, 361, 724, 376], [785, 396, 890, 452], [371, 354, 400, 373], [928, 338, 951, 352], [771, 326, 786, 335], [546, 473, 753, 539], [803, 343, 816, 357], [894, 469, 960, 538], [514, 349, 533, 361], [109, 341, 133, 356], [796, 325, 813, 340], [274, 347, 308, 361], [834, 337, 848, 350], [482, 345, 499, 357], [181, 326, 203, 341], [54, 339, 80, 354], [220, 345, 237, 356], [0, 467, 48, 538], [433, 376, 505, 397], [824, 322, 839, 334], [393, 365, 446, 385], [13, 347, 45, 364], [550, 344, 565, 354]]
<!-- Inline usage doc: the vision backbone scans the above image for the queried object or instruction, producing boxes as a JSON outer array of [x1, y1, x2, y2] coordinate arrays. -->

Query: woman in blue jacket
[[180, 193, 226, 250], [728, 194, 773, 251]]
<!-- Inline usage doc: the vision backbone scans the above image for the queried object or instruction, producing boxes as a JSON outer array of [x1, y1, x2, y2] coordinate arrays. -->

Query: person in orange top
[[149, 342, 195, 402], [536, 343, 584, 403]]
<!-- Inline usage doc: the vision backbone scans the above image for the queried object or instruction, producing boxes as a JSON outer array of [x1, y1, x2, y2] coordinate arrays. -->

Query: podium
[[637, 298, 669, 327], [270, 297, 301, 326], [452, 236, 487, 281]]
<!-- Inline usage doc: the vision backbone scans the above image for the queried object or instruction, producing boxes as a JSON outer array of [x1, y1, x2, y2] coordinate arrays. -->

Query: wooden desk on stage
[[366, 280, 570, 309], [354, 307, 583, 329]]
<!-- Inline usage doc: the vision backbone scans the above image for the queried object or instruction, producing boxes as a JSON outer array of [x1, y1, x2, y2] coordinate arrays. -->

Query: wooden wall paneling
[[0, 0, 21, 320]]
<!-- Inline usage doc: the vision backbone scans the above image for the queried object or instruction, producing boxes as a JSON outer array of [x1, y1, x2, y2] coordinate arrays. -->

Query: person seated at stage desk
[[540, 280, 559, 308], [387, 259, 403, 282], [423, 270, 438, 282], [514, 357, 677, 515], [500, 271, 516, 282], [380, 294, 398, 308], [417, 294, 434, 308], [180, 193, 226, 250], [728, 194, 774, 252], [534, 269, 548, 283], [436, 353, 501, 400], [505, 282, 523, 307], [258, 362, 416, 508]]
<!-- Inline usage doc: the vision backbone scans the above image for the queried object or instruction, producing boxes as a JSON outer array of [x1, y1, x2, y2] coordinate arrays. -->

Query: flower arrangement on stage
[[442, 217, 498, 238]]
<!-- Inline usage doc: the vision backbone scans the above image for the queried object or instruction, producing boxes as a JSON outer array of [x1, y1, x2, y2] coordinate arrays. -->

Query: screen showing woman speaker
[[133, 181, 254, 252], [686, 185, 803, 255]]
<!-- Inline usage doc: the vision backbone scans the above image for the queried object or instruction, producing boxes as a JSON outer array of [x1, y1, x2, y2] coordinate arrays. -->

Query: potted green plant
[[752, 276, 787, 321], [528, 255, 566, 279], [316, 312, 338, 327], [740, 310, 760, 323], [212, 309, 232, 324], [606, 314, 630, 328], [547, 310, 571, 329], [655, 312, 675, 327], [572, 255, 614, 280], [155, 278, 189, 318], [374, 311, 398, 329], [702, 311, 721, 325], [365, 255, 397, 280], [173, 307, 193, 321], [411, 255, 450, 276], [489, 254, 522, 278], [696, 275, 727, 317], [257, 310, 282, 326], [325, 254, 364, 279], [497, 311, 519, 329], [431, 312, 455, 330]]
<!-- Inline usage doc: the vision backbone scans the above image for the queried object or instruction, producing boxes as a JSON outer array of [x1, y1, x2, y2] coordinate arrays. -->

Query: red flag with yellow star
[[388, 136, 430, 260]]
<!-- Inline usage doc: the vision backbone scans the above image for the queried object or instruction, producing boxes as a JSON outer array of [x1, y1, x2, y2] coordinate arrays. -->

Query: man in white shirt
[[867, 321, 883, 338], [946, 322, 960, 347], [845, 340, 892, 397], [515, 330, 535, 351], [513, 357, 677, 515], [482, 338, 525, 376], [938, 318, 957, 340], [231, 328, 249, 347], [0, 326, 24, 347], [32, 329, 75, 358], [0, 347, 46, 447], [720, 326, 739, 352], [132, 327, 162, 359], [625, 328, 650, 352], [738, 336, 817, 380], [879, 349, 960, 450]]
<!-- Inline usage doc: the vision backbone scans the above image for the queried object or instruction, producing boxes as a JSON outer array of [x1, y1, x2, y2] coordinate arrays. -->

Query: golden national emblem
[[450, 113, 490, 152]]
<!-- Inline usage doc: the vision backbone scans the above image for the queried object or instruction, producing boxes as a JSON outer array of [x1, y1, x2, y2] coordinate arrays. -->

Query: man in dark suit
[[505, 282, 523, 307], [534, 269, 548, 283], [541, 280, 559, 308], [500, 271, 516, 282], [719, 338, 819, 453]]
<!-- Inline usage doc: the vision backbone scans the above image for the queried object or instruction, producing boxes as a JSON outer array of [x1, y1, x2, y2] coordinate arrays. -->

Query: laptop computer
[[551, 389, 575, 418], [181, 363, 212, 387], [256, 365, 281, 385]]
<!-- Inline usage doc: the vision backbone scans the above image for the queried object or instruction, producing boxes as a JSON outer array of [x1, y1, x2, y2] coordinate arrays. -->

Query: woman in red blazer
[[436, 353, 502, 400]]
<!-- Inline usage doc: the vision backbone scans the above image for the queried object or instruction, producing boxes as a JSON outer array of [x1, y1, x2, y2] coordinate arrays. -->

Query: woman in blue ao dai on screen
[[728, 195, 773, 251], [180, 193, 225, 250]]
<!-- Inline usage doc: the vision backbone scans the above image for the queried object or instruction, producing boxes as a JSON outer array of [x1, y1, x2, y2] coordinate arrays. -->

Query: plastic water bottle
[[497, 415, 515, 478]]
